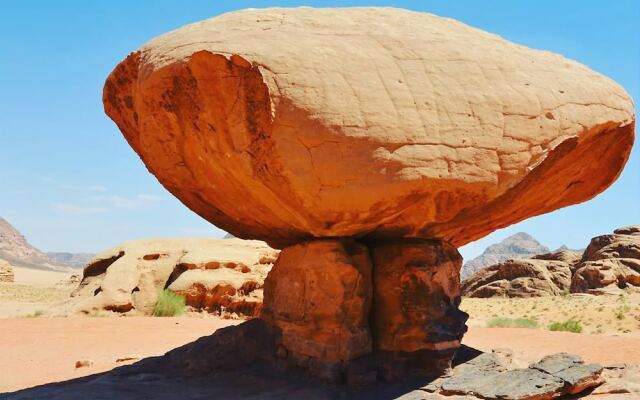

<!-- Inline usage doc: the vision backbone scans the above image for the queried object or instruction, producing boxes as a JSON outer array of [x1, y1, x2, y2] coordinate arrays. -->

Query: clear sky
[[0, 1, 638, 260]]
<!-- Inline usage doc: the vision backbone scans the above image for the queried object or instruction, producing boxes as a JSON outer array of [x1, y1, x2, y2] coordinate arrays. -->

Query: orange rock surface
[[104, 7, 634, 248], [370, 240, 467, 354], [261, 240, 372, 365]]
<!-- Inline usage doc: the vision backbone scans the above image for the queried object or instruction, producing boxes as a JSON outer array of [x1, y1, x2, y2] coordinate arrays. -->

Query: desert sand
[[1, 317, 639, 394], [0, 317, 238, 393]]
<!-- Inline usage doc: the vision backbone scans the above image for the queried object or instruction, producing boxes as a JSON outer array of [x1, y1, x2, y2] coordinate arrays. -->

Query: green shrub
[[152, 290, 186, 317], [486, 317, 538, 329], [549, 319, 582, 333]]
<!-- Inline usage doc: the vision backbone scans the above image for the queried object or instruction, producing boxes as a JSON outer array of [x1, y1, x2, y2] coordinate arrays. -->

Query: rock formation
[[463, 226, 639, 297], [462, 233, 550, 279], [103, 7, 635, 382], [65, 238, 277, 317], [462, 257, 572, 298], [571, 225, 640, 294], [0, 259, 14, 283]]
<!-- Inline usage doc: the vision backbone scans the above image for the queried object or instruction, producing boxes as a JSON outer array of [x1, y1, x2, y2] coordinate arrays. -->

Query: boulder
[[571, 228, 640, 294], [0, 259, 14, 283], [67, 238, 277, 316], [462, 258, 571, 297], [104, 7, 634, 249]]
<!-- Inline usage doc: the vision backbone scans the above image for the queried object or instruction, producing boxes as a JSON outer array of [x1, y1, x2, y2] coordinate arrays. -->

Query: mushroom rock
[[103, 7, 635, 382]]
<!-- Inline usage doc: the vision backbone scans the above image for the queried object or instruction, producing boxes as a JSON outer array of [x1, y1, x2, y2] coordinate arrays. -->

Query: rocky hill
[[463, 225, 640, 297], [0, 217, 89, 270], [461, 232, 549, 280]]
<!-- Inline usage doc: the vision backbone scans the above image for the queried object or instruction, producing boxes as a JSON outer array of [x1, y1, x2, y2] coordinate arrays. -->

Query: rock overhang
[[104, 7, 635, 249]]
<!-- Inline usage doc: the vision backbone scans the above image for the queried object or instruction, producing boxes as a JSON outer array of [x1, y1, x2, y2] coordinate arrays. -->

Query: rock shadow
[[3, 319, 477, 400]]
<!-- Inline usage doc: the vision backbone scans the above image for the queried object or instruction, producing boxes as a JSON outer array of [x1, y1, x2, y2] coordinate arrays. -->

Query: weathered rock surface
[[63, 238, 277, 317], [371, 240, 467, 354], [0, 259, 14, 283], [462, 258, 571, 297], [462, 233, 550, 280], [591, 363, 640, 396], [571, 227, 640, 294], [104, 7, 635, 249], [425, 351, 603, 399], [261, 240, 373, 369]]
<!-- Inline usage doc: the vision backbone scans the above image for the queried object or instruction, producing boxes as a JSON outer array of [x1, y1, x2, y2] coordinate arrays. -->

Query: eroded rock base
[[260, 238, 468, 384]]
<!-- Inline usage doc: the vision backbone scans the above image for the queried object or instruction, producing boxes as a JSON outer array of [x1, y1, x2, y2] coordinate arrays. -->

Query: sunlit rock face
[[104, 7, 635, 383]]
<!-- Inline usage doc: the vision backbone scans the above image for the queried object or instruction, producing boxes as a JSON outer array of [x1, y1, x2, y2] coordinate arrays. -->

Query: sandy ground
[[1, 317, 639, 394], [11, 266, 77, 287], [461, 292, 640, 337], [0, 317, 239, 393]]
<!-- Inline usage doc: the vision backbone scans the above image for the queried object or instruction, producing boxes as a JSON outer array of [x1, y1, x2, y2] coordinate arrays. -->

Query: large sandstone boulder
[[571, 226, 640, 294], [103, 6, 635, 383], [104, 7, 634, 249], [67, 238, 277, 316], [0, 259, 14, 283], [462, 258, 572, 298]]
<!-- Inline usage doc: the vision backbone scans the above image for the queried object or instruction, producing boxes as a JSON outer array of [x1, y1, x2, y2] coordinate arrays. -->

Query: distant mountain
[[223, 233, 236, 239], [0, 217, 88, 270], [461, 232, 549, 280], [46, 252, 95, 268]]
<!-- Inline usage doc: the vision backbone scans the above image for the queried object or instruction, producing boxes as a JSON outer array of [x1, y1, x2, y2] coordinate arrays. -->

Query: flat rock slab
[[425, 350, 605, 400]]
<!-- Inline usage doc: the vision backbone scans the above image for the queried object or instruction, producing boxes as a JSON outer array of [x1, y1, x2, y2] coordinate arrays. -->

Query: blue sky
[[0, 1, 638, 260]]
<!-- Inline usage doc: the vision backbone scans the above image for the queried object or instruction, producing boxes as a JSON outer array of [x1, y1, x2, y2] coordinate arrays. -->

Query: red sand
[[1, 318, 639, 393], [0, 317, 237, 392]]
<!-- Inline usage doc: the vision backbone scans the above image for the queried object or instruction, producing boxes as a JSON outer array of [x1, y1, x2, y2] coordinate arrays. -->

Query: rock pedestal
[[261, 238, 467, 382], [261, 240, 373, 380]]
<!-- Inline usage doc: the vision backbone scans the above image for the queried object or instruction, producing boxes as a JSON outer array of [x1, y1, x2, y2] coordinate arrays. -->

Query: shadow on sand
[[1, 320, 483, 400]]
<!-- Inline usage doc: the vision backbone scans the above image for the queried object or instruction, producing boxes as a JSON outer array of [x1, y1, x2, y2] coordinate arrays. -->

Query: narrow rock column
[[260, 239, 373, 381], [369, 239, 468, 378]]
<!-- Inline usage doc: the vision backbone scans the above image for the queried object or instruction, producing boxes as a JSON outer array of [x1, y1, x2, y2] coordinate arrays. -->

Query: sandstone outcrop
[[571, 226, 640, 294], [67, 238, 277, 317], [104, 7, 634, 249], [103, 6, 635, 383], [0, 259, 14, 283], [463, 226, 639, 297], [462, 258, 572, 297]]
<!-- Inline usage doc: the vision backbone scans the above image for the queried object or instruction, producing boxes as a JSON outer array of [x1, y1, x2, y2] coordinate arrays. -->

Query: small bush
[[549, 319, 582, 333], [24, 310, 44, 318], [486, 317, 538, 329], [152, 290, 186, 317]]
